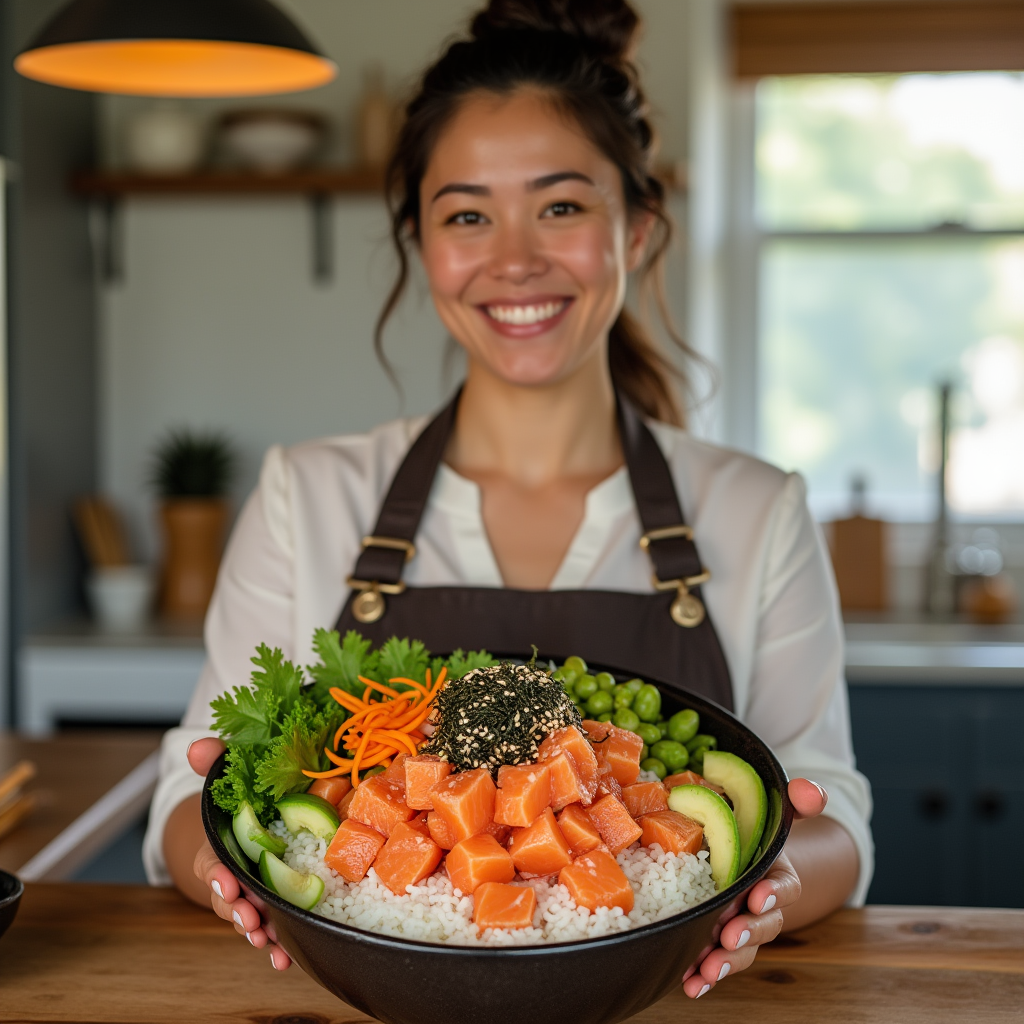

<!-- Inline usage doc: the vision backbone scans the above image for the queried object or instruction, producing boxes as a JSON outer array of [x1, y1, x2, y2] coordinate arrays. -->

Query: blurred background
[[0, 0, 1021, 909]]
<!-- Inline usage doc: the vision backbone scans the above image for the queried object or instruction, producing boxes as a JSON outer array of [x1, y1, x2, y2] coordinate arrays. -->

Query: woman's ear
[[626, 211, 657, 272]]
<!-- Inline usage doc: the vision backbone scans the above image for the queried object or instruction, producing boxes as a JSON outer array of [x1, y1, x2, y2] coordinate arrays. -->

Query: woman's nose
[[487, 225, 547, 283]]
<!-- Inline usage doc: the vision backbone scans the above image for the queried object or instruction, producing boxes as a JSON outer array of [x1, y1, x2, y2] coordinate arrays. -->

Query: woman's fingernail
[[270, 951, 280, 970], [186, 739, 197, 759], [760, 893, 776, 913], [735, 929, 751, 949], [211, 880, 224, 900], [696, 984, 710, 999], [717, 963, 731, 982], [810, 780, 828, 804], [246, 932, 255, 946], [232, 911, 243, 927]]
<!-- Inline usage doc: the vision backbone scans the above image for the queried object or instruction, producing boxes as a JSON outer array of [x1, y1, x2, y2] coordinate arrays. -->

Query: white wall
[[97, 0, 696, 561]]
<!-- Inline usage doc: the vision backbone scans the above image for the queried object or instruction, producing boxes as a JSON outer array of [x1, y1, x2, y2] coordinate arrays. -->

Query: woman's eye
[[543, 201, 582, 218], [447, 211, 487, 226]]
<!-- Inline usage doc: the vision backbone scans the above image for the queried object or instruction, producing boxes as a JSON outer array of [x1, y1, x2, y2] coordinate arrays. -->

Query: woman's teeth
[[485, 301, 566, 325]]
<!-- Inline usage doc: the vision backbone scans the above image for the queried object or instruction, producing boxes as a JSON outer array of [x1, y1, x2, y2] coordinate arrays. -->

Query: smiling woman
[[147, 0, 869, 1009]]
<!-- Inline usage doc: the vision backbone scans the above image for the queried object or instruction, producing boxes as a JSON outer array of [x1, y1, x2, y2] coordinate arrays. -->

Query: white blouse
[[143, 415, 874, 903]]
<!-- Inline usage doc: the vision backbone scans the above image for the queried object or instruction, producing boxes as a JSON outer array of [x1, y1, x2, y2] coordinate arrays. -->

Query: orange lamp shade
[[15, 0, 337, 97]]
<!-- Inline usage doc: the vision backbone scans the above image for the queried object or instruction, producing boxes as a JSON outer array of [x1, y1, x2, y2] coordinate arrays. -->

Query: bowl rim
[[202, 674, 794, 955], [0, 868, 25, 910]]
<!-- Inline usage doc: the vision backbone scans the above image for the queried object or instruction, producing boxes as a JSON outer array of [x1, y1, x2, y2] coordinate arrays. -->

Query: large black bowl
[[202, 675, 792, 1024], [0, 869, 24, 942]]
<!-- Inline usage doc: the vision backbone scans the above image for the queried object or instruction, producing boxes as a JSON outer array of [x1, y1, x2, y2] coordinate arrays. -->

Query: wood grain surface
[[0, 731, 162, 873], [1, 884, 1021, 1024]]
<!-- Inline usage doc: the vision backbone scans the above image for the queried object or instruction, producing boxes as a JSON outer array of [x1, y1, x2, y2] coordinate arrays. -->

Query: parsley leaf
[[210, 684, 279, 747], [254, 699, 342, 801], [307, 628, 376, 704], [444, 648, 498, 679], [376, 636, 430, 689], [211, 744, 271, 820]]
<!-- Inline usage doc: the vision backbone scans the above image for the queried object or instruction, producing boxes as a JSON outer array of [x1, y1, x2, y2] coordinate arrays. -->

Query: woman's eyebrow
[[432, 182, 490, 201], [431, 171, 595, 202]]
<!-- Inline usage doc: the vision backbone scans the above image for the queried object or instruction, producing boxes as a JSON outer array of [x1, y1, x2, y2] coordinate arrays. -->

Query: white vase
[[125, 102, 206, 176], [87, 565, 155, 632]]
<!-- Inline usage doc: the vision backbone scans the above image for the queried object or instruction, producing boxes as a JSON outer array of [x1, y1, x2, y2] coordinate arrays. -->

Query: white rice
[[271, 820, 717, 947]]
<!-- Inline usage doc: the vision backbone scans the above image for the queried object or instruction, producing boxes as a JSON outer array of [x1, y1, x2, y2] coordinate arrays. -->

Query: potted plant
[[151, 429, 236, 620]]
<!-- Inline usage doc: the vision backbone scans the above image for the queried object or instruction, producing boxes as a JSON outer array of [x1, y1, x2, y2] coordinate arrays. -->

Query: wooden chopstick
[[0, 760, 36, 805], [0, 792, 36, 843]]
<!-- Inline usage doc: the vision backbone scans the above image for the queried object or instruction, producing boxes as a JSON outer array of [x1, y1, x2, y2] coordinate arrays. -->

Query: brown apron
[[334, 392, 734, 711]]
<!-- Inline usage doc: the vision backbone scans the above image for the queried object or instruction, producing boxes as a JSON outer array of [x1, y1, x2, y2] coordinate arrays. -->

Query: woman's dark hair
[[377, 0, 697, 426]]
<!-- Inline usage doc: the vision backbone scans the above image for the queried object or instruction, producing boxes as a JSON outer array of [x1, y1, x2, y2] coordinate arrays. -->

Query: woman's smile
[[479, 296, 574, 336]]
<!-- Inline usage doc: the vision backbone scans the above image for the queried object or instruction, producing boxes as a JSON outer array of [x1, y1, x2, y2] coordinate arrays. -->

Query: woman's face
[[419, 89, 652, 388]]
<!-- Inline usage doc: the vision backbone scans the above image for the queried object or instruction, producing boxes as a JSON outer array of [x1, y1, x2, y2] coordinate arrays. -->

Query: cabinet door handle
[[919, 790, 949, 820], [974, 791, 1007, 821]]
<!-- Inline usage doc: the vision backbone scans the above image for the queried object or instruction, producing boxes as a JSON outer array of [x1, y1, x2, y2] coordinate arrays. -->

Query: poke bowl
[[202, 648, 792, 1024]]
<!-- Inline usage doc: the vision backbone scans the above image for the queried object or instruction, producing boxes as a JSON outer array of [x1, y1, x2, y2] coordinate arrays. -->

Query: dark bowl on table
[[0, 869, 24, 941], [202, 671, 793, 1024]]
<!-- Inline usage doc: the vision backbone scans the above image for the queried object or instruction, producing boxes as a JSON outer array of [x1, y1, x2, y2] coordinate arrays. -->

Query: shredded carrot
[[303, 667, 448, 785]]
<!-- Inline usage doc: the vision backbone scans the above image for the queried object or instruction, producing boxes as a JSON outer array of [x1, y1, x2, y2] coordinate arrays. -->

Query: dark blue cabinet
[[848, 684, 1024, 908]]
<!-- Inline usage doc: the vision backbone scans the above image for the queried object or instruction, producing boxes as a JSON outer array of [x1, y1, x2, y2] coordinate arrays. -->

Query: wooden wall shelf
[[72, 167, 385, 197]]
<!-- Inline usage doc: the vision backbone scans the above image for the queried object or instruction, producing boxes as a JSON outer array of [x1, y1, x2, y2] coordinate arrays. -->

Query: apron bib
[[334, 392, 733, 710]]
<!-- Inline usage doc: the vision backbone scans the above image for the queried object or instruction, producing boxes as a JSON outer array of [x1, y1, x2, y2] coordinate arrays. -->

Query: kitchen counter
[[1, 885, 1021, 1023]]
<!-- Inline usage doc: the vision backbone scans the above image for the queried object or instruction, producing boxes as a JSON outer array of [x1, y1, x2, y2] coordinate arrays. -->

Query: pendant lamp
[[15, 0, 337, 97]]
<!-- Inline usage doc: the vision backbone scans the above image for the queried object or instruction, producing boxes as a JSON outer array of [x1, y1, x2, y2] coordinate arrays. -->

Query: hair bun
[[470, 0, 640, 63]]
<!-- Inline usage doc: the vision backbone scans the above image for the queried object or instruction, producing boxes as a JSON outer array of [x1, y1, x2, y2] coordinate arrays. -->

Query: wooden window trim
[[732, 1, 1024, 78]]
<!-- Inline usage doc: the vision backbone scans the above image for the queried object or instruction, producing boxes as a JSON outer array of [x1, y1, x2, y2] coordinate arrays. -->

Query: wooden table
[[0, 731, 162, 878], [1, 884, 1022, 1023]]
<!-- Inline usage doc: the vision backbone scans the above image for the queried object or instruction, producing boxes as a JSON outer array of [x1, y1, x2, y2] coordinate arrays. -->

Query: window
[[754, 73, 1024, 520]]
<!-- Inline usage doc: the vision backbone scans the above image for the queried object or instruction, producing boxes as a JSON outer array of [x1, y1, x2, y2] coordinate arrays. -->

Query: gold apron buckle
[[346, 576, 406, 624], [651, 570, 711, 629]]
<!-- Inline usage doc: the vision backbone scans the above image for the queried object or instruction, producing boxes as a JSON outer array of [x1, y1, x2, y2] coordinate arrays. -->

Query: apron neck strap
[[349, 387, 704, 590]]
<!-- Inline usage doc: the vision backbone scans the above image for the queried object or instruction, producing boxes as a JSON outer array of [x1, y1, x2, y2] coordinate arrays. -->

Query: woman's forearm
[[780, 816, 859, 932], [163, 794, 214, 907]]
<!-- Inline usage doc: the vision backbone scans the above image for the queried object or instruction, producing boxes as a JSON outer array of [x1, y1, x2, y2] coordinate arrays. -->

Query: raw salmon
[[538, 727, 599, 806], [587, 794, 643, 854], [337, 785, 357, 821], [404, 754, 452, 810], [559, 849, 634, 913], [308, 775, 352, 807], [581, 719, 612, 742], [595, 757, 623, 801], [621, 781, 669, 819], [373, 820, 443, 895], [483, 820, 512, 846], [590, 726, 643, 787], [508, 806, 573, 876], [347, 774, 415, 837], [324, 819, 386, 882], [556, 803, 604, 857], [639, 809, 704, 856], [427, 810, 457, 850], [446, 833, 516, 895], [383, 753, 409, 788], [663, 770, 725, 796], [473, 882, 537, 930], [494, 763, 551, 827], [430, 767, 496, 843]]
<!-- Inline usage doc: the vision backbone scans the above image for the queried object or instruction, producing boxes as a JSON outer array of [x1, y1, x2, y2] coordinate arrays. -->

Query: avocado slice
[[259, 850, 325, 910], [276, 792, 340, 841], [701, 750, 768, 872], [667, 784, 741, 889], [232, 801, 287, 862]]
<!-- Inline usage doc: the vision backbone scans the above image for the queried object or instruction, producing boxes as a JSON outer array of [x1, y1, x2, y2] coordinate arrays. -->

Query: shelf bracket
[[88, 196, 123, 285], [308, 193, 333, 284]]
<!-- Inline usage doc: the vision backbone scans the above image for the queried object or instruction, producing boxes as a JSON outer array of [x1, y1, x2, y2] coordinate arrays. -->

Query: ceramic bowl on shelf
[[218, 109, 327, 174], [124, 102, 206, 176], [202, 666, 792, 1024], [0, 869, 24, 942]]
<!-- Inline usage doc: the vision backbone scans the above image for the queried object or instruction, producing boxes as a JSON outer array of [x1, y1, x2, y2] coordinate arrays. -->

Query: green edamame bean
[[575, 675, 598, 700], [562, 656, 587, 680], [585, 690, 614, 716], [625, 678, 645, 693], [597, 712, 614, 723], [636, 723, 661, 746], [667, 709, 700, 745], [640, 757, 667, 780], [688, 747, 708, 775], [633, 684, 662, 723], [640, 743, 649, 761], [685, 733, 717, 754], [595, 672, 616, 693], [651, 740, 689, 773], [613, 685, 634, 708], [657, 721, 669, 740], [612, 707, 641, 732]]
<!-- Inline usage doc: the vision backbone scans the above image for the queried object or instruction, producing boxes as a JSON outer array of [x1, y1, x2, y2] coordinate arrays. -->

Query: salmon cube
[[308, 775, 353, 808], [508, 807, 573, 876], [446, 833, 516, 895], [621, 781, 669, 819], [559, 849, 634, 913], [427, 810, 457, 850], [556, 803, 604, 857], [639, 809, 704, 856], [538, 727, 599, 806], [337, 785, 357, 821], [373, 820, 444, 895], [483, 820, 512, 846], [324, 819, 386, 882], [587, 794, 643, 854], [581, 719, 612, 742], [495, 763, 551, 827], [473, 882, 537, 931], [430, 767, 496, 843], [663, 771, 724, 796], [347, 774, 415, 837], [590, 726, 643, 787], [595, 757, 623, 801], [404, 754, 452, 811], [382, 753, 409, 788]]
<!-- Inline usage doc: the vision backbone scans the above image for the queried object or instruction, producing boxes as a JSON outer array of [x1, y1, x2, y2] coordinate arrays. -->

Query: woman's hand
[[680, 777, 830, 999], [187, 737, 293, 971]]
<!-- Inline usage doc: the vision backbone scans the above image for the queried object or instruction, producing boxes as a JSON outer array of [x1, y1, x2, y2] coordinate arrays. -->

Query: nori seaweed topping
[[423, 662, 582, 772]]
